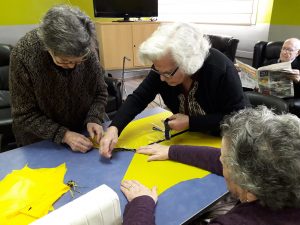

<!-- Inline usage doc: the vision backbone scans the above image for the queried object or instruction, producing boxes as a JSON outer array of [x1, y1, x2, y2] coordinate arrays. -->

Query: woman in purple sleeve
[[121, 106, 300, 225]]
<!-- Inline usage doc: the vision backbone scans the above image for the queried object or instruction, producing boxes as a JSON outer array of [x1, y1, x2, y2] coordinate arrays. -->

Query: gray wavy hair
[[38, 4, 96, 56], [221, 106, 300, 209], [138, 22, 211, 75]]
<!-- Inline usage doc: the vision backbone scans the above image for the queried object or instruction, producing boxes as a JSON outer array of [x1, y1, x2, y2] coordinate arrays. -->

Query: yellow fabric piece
[[160, 131, 221, 148], [0, 163, 70, 225], [123, 131, 221, 195], [116, 111, 180, 149], [89, 136, 100, 148]]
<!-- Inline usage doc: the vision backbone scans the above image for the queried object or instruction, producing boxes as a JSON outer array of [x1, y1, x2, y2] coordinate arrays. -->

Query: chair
[[94, 46, 123, 120], [0, 43, 15, 151], [252, 41, 300, 117], [252, 41, 284, 69], [206, 34, 239, 62], [104, 76, 122, 120], [245, 91, 289, 114]]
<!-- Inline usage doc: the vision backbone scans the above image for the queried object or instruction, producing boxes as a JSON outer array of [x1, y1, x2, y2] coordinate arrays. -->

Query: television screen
[[93, 0, 158, 21]]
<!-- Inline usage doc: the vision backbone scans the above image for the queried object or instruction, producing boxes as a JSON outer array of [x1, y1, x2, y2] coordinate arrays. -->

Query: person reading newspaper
[[267, 38, 300, 116], [268, 38, 300, 81], [237, 38, 300, 117]]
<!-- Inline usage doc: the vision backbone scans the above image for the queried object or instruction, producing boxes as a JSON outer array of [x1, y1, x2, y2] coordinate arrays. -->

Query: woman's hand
[[62, 131, 93, 153], [167, 113, 189, 130], [136, 143, 170, 161], [121, 180, 157, 203], [99, 126, 119, 158], [87, 122, 103, 144], [286, 73, 300, 83]]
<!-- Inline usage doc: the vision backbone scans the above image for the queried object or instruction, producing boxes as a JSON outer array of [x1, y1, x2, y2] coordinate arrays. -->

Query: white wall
[[194, 23, 270, 59], [268, 25, 300, 41], [2, 23, 299, 60], [0, 25, 38, 45], [1, 23, 270, 59]]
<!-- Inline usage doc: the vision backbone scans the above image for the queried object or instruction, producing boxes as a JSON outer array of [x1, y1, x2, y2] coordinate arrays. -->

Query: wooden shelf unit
[[95, 22, 159, 70]]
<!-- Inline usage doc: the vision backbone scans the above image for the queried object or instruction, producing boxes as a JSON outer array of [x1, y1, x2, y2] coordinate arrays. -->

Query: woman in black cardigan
[[100, 22, 247, 158]]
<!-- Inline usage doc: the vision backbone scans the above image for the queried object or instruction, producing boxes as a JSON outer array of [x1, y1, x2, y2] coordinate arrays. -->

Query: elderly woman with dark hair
[[100, 22, 247, 158], [9, 5, 108, 152], [121, 106, 300, 225]]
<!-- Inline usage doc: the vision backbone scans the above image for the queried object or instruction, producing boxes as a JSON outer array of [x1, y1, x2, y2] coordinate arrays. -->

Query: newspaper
[[236, 60, 297, 98], [236, 59, 257, 89], [257, 62, 296, 98]]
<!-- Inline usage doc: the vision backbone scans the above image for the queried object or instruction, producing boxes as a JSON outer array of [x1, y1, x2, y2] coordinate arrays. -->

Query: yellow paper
[[89, 136, 100, 148], [0, 164, 70, 225], [123, 131, 221, 195], [123, 153, 211, 195], [160, 131, 221, 148], [116, 111, 180, 149]]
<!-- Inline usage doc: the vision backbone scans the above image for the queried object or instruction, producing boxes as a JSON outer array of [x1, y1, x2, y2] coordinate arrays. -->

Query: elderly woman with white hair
[[100, 22, 247, 158], [121, 106, 300, 225]]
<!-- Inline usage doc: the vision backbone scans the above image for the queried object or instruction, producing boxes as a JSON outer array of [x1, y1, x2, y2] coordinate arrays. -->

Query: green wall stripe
[[270, 0, 300, 25], [0, 1, 70, 25]]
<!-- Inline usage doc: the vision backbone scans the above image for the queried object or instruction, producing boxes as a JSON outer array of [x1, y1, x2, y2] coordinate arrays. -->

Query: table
[[0, 108, 227, 225]]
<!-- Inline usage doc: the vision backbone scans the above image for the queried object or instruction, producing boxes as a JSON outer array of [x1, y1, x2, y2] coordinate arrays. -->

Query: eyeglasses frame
[[49, 49, 90, 65], [281, 47, 299, 54], [151, 66, 179, 78]]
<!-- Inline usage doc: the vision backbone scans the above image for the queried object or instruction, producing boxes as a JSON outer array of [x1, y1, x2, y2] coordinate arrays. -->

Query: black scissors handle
[[164, 118, 171, 140]]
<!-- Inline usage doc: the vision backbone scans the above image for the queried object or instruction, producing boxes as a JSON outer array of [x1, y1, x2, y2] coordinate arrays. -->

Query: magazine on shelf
[[236, 60, 298, 98]]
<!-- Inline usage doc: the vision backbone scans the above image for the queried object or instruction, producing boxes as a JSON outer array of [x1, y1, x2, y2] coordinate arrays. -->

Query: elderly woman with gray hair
[[121, 106, 300, 224], [9, 5, 107, 152], [100, 22, 247, 158]]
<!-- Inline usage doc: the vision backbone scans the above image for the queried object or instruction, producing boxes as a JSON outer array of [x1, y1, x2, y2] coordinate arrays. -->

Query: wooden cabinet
[[95, 22, 159, 70]]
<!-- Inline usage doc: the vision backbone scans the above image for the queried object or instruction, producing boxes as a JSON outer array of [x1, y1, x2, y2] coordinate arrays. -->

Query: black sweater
[[9, 29, 108, 146], [111, 48, 247, 134]]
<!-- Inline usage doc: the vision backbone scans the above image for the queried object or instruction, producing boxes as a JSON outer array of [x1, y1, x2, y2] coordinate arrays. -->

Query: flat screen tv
[[93, 0, 158, 21]]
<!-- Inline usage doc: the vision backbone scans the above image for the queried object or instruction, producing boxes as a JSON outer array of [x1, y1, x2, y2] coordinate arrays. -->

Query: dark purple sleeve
[[123, 196, 156, 225], [169, 145, 223, 176]]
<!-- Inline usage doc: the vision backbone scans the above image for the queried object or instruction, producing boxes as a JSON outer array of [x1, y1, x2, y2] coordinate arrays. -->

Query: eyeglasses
[[281, 47, 299, 54], [151, 66, 179, 78], [49, 49, 90, 65]]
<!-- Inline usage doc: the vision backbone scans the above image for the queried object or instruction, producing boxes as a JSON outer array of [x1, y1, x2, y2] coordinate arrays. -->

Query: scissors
[[151, 119, 171, 140], [151, 123, 164, 132], [164, 118, 171, 140]]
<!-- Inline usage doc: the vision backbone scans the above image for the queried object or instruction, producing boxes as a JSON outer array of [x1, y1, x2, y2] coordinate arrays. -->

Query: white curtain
[[158, 0, 259, 25]]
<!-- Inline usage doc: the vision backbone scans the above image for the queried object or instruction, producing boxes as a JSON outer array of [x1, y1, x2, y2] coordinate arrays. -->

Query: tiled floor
[[126, 76, 166, 109], [111, 73, 166, 109]]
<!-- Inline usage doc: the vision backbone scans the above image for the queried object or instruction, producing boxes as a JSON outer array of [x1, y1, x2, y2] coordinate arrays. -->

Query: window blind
[[158, 0, 259, 25]]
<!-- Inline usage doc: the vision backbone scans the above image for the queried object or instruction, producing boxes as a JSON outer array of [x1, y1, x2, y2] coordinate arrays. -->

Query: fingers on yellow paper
[[121, 112, 222, 196], [89, 136, 100, 148]]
